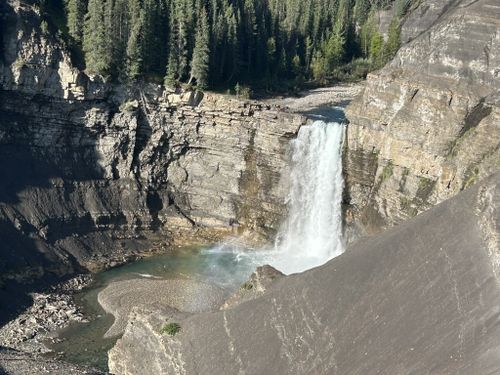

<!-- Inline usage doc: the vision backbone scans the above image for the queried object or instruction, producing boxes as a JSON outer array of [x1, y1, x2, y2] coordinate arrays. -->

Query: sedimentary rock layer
[[0, 1, 305, 286], [344, 0, 500, 234], [109, 174, 500, 375]]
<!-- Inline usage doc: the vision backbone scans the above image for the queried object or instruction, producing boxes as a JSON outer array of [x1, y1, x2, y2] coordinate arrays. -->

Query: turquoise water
[[46, 245, 262, 371]]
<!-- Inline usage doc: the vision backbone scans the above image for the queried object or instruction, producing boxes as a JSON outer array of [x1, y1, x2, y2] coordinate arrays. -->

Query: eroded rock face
[[344, 0, 500, 234], [0, 1, 305, 287], [109, 174, 500, 375]]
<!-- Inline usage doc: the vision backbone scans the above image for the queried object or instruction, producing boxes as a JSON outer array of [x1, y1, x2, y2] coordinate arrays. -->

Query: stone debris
[[0, 347, 106, 375], [0, 275, 91, 354]]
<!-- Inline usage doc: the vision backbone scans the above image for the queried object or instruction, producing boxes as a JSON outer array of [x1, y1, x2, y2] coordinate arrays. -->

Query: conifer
[[189, 9, 210, 89]]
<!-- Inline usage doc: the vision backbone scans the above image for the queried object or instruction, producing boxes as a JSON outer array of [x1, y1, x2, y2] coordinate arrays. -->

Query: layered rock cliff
[[344, 0, 500, 233], [0, 1, 305, 288], [109, 173, 500, 375]]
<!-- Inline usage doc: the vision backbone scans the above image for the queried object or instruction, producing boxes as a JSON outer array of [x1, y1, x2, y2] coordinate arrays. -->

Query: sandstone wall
[[344, 0, 500, 234]]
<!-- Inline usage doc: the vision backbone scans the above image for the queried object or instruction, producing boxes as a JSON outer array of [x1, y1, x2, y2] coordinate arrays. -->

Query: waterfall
[[201, 120, 345, 278], [268, 120, 345, 274]]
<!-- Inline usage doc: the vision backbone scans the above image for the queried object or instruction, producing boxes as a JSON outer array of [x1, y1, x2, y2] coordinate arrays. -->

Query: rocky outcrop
[[109, 174, 500, 375], [344, 0, 500, 234], [0, 1, 305, 292], [221, 265, 284, 309]]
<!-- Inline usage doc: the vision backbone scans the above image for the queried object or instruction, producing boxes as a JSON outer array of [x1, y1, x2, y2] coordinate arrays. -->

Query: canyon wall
[[0, 1, 305, 286], [344, 0, 500, 233]]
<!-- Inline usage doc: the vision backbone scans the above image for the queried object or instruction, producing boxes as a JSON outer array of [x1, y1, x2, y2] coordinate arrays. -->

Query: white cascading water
[[268, 120, 345, 274], [202, 120, 345, 280]]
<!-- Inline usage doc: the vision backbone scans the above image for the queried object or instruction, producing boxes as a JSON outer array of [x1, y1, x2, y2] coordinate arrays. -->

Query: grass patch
[[160, 322, 181, 336], [446, 127, 476, 159], [462, 166, 479, 190], [241, 282, 254, 290], [380, 162, 394, 182], [415, 176, 435, 202]]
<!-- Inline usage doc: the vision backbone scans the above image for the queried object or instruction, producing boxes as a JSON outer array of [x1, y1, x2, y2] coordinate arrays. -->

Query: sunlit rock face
[[344, 0, 500, 235]]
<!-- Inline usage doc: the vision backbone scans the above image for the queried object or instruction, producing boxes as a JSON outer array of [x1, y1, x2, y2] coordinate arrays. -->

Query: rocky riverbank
[[0, 347, 105, 375], [0, 275, 91, 354], [264, 83, 364, 116]]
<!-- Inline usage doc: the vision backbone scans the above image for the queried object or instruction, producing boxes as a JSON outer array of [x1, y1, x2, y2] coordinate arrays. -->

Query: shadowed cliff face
[[109, 174, 500, 375], [0, 88, 304, 281], [0, 1, 306, 323], [344, 0, 500, 235]]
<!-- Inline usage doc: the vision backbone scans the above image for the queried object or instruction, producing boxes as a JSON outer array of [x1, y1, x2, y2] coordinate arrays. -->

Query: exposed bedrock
[[0, 2, 306, 293], [344, 0, 500, 234], [109, 173, 500, 375], [0, 88, 304, 284]]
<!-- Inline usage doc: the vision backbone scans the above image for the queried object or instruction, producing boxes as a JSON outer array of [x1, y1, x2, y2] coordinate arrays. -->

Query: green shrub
[[234, 83, 252, 99], [40, 20, 49, 35], [160, 322, 181, 336], [241, 282, 254, 290], [380, 161, 394, 183]]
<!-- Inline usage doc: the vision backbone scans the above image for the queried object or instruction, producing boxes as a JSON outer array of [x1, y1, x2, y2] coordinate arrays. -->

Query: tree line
[[43, 0, 412, 90]]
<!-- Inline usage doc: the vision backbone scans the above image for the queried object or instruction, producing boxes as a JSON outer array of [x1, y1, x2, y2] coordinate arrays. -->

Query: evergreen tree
[[170, 0, 190, 81], [266, 36, 277, 77], [395, 0, 412, 17], [189, 9, 210, 89], [384, 17, 401, 63], [110, 0, 131, 79], [65, 0, 87, 43], [369, 32, 384, 68], [311, 51, 328, 82], [225, 5, 241, 82], [354, 0, 370, 25], [142, 0, 169, 76], [83, 0, 112, 76], [165, 15, 181, 87], [360, 11, 376, 57], [324, 30, 345, 68], [243, 0, 257, 76], [61, 0, 406, 89], [126, 7, 145, 80]]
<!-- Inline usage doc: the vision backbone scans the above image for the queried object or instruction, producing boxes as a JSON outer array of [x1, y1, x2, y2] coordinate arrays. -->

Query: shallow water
[[46, 245, 262, 370]]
